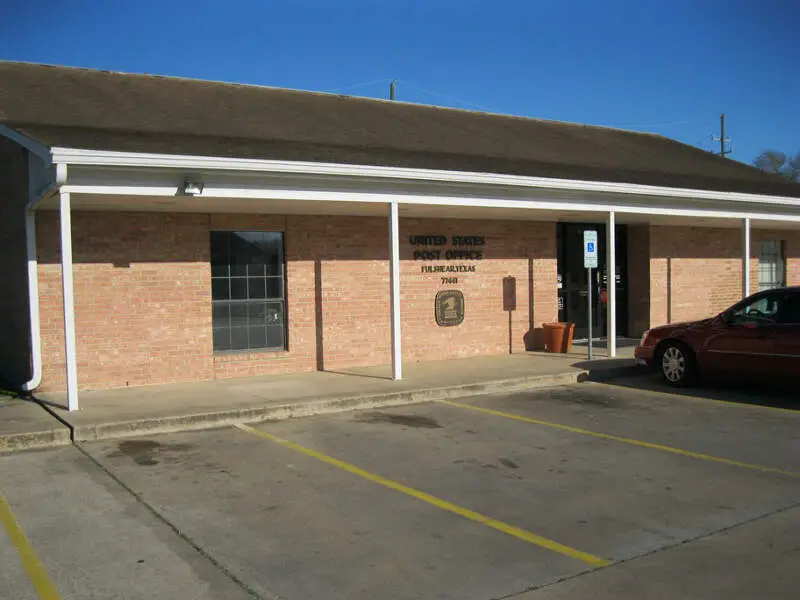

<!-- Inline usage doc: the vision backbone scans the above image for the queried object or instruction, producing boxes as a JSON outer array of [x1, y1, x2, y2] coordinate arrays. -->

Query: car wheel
[[659, 341, 696, 387]]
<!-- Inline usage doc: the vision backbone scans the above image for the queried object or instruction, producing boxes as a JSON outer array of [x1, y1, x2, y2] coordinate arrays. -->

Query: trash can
[[543, 322, 575, 353]]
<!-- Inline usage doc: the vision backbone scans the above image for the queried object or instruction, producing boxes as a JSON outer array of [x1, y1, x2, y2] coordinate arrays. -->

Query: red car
[[635, 287, 800, 386]]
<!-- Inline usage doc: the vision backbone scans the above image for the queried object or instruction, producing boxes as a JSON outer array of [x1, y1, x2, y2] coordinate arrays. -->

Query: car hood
[[650, 317, 714, 336]]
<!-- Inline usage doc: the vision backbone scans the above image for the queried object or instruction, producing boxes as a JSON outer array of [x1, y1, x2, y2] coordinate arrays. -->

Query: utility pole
[[389, 80, 397, 101], [712, 113, 732, 158]]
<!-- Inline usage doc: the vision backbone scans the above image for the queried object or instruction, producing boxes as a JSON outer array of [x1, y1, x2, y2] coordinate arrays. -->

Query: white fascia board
[[0, 125, 53, 161], [60, 183, 800, 223], [50, 146, 800, 209]]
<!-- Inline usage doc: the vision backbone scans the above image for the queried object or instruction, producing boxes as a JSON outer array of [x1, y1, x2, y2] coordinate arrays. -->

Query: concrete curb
[[63, 370, 588, 443], [0, 428, 72, 452]]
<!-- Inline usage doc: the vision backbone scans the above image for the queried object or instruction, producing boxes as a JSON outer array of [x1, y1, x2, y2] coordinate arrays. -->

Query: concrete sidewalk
[[10, 351, 635, 449], [0, 397, 71, 451]]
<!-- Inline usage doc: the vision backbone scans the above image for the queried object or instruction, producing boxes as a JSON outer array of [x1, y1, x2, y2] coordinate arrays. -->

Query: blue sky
[[1, 0, 797, 164]]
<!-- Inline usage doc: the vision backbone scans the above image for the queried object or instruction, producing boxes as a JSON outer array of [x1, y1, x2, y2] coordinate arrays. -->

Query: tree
[[753, 150, 800, 181]]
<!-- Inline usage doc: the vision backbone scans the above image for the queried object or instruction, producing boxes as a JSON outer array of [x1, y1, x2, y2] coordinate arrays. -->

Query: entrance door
[[557, 223, 628, 340]]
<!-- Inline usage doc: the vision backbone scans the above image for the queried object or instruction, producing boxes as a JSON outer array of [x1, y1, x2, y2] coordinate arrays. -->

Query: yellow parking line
[[234, 423, 609, 567], [0, 489, 61, 600], [439, 400, 800, 479]]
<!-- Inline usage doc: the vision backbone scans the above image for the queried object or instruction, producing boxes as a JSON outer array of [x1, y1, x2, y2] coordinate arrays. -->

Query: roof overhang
[[6, 134, 800, 228]]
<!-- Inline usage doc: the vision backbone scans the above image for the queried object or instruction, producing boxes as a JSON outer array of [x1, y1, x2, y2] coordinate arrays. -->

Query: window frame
[[758, 239, 786, 292], [210, 230, 288, 353]]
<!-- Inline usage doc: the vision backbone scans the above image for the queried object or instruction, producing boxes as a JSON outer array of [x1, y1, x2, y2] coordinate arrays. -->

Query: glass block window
[[758, 240, 786, 292], [210, 231, 286, 352]]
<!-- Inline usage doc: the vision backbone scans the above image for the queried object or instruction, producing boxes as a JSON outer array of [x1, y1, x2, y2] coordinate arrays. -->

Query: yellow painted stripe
[[439, 400, 800, 479], [0, 489, 61, 600], [234, 423, 609, 567]]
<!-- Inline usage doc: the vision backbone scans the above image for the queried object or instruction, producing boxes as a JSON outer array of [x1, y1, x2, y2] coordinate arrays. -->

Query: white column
[[59, 191, 79, 411], [388, 201, 402, 380], [742, 217, 751, 298], [606, 212, 617, 358]]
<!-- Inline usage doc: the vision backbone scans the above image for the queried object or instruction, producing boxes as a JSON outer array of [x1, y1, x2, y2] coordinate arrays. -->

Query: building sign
[[411, 235, 485, 283], [435, 290, 465, 327], [583, 230, 598, 269], [410, 235, 485, 262]]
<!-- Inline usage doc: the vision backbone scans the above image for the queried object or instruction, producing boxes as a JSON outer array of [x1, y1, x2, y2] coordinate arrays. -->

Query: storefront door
[[557, 223, 628, 340]]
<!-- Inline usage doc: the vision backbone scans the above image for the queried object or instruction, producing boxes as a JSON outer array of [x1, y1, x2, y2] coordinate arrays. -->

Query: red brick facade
[[5, 200, 799, 392], [36, 212, 214, 391], [624, 225, 800, 336], [32, 211, 558, 391]]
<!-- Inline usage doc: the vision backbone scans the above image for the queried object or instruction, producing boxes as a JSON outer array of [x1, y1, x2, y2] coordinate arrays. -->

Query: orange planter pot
[[542, 322, 575, 353]]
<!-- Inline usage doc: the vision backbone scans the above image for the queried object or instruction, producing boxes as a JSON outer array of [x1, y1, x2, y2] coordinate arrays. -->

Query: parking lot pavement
[[442, 379, 800, 474], [3, 380, 799, 600], [0, 446, 254, 600], [514, 504, 800, 600], [80, 381, 799, 600]]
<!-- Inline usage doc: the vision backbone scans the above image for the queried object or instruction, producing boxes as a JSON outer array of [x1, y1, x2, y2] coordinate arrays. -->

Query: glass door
[[557, 223, 627, 340]]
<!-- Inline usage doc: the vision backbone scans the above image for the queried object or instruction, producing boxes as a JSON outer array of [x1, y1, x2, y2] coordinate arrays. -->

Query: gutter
[[50, 147, 800, 209]]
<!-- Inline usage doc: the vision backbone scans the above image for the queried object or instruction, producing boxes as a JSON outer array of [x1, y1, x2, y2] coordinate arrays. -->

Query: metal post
[[587, 267, 593, 361], [388, 201, 402, 380], [742, 217, 751, 298], [59, 190, 79, 411], [606, 212, 617, 358]]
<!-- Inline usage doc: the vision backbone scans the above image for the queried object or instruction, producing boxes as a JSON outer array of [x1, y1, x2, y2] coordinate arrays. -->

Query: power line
[[396, 79, 495, 112], [325, 78, 493, 110], [326, 78, 393, 95], [627, 118, 710, 132]]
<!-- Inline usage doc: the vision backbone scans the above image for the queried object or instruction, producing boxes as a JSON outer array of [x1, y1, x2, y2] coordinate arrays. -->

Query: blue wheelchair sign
[[583, 231, 598, 269]]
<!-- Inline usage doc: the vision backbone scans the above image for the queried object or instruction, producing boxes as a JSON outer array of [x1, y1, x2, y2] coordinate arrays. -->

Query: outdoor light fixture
[[181, 177, 204, 196]]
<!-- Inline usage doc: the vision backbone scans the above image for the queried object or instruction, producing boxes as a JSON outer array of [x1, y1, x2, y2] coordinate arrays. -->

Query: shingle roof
[[2, 61, 799, 198]]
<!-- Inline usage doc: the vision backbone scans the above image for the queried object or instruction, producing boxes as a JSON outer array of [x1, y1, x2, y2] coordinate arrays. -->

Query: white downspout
[[21, 161, 66, 394], [21, 209, 42, 392]]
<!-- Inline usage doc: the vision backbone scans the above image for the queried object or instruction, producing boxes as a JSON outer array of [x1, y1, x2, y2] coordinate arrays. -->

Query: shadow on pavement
[[569, 359, 639, 382], [598, 371, 800, 411]]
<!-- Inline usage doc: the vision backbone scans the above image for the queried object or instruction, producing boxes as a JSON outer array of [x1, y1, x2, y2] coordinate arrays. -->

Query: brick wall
[[0, 139, 31, 388], [626, 225, 650, 336], [400, 219, 556, 360], [210, 214, 394, 379], [647, 225, 800, 329], [35, 211, 557, 391], [37, 212, 214, 391], [32, 209, 800, 391], [649, 226, 743, 325]]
